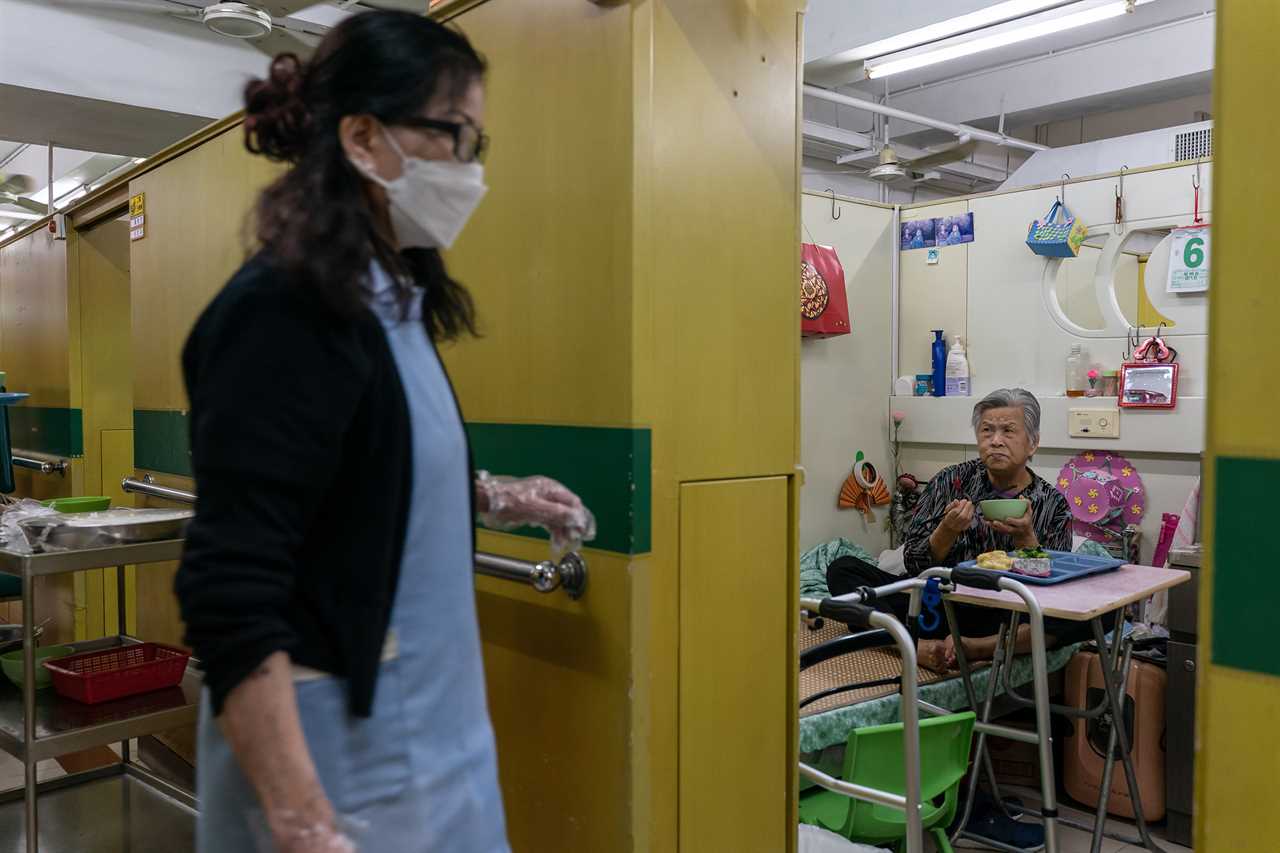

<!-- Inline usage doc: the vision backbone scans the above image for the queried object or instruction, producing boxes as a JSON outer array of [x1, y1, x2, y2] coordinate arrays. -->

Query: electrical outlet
[[1069, 407, 1120, 439]]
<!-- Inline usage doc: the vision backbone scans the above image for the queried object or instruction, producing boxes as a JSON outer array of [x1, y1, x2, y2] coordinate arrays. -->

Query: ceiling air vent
[[1172, 126, 1212, 162]]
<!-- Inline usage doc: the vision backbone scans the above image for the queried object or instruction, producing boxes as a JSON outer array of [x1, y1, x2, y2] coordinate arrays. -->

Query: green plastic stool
[[799, 711, 976, 853]]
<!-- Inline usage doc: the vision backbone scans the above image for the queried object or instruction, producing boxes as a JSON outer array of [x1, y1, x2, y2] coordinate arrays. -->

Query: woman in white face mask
[[175, 11, 593, 853]]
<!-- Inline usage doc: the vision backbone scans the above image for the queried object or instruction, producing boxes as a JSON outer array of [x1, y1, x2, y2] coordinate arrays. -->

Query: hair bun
[[244, 54, 311, 162]]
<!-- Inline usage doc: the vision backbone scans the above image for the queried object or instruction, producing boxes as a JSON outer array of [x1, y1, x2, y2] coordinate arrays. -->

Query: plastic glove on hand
[[475, 473, 597, 555]]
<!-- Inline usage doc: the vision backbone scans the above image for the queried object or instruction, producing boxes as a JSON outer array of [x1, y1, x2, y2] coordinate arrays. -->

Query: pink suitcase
[[1064, 651, 1166, 820]]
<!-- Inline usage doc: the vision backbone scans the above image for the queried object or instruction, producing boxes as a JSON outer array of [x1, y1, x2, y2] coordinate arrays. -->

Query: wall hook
[[1114, 165, 1127, 234], [826, 188, 841, 220], [1192, 163, 1204, 224], [1059, 173, 1070, 205]]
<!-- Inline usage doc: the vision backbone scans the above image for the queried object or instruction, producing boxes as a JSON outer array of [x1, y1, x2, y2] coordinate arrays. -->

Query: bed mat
[[798, 618, 1081, 754]]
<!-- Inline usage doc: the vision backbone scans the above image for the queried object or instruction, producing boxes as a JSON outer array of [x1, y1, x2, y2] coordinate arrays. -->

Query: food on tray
[[1011, 547, 1052, 577], [976, 547, 1053, 576], [1011, 558, 1051, 577], [975, 550, 1014, 570]]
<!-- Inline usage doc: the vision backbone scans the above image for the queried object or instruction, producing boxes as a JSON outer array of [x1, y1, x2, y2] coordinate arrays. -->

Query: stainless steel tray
[[19, 510, 193, 553]]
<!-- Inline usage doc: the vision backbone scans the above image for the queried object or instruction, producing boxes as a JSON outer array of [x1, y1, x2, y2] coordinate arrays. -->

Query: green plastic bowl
[[980, 499, 1029, 521], [1, 645, 75, 690], [42, 497, 111, 514]]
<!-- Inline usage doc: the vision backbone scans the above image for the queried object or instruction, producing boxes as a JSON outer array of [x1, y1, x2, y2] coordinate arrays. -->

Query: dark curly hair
[[243, 10, 485, 341]]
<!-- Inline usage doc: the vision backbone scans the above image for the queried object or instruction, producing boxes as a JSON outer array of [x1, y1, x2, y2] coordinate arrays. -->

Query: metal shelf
[[0, 540, 186, 579], [0, 536, 196, 852], [0, 638, 200, 763], [0, 765, 195, 852]]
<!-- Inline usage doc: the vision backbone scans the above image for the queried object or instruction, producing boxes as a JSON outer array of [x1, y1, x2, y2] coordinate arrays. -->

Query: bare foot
[[943, 634, 999, 669], [917, 639, 950, 673]]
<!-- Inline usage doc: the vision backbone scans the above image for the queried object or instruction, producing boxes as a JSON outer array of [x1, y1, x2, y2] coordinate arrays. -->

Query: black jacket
[[175, 253, 415, 717]]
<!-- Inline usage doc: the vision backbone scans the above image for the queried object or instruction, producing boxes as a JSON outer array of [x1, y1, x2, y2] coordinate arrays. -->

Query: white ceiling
[[802, 0, 1215, 197], [0, 0, 427, 236], [809, 0, 1212, 94]]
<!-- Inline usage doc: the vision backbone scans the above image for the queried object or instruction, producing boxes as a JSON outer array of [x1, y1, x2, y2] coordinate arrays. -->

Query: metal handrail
[[120, 475, 194, 505], [475, 551, 588, 600], [12, 451, 69, 476], [121, 476, 588, 599]]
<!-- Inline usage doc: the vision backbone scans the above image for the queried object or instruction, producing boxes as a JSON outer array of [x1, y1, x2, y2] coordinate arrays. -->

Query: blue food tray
[[954, 550, 1124, 586]]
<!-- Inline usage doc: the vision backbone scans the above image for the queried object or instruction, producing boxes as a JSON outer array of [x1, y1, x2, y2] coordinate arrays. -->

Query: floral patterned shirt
[[902, 458, 1072, 576]]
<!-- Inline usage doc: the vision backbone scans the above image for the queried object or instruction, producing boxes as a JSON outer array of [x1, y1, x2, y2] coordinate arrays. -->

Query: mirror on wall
[[1052, 227, 1174, 332]]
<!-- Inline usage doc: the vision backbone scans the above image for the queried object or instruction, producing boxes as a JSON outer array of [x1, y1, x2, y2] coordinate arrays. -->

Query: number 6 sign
[[1167, 224, 1210, 293]]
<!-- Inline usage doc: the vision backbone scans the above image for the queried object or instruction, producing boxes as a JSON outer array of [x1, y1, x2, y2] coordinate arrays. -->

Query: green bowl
[[42, 497, 111, 514], [980, 499, 1029, 521], [1, 645, 75, 690]]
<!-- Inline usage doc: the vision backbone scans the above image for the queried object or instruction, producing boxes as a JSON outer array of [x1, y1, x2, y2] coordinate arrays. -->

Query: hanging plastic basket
[[1026, 199, 1088, 258]]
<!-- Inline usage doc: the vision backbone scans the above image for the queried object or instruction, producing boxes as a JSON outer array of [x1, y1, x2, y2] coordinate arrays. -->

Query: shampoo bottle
[[930, 330, 947, 397], [945, 336, 970, 396]]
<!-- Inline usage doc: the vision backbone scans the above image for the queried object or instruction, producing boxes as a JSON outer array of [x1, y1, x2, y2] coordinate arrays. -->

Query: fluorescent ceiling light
[[0, 210, 42, 221], [866, 0, 1149, 79], [842, 0, 1070, 62]]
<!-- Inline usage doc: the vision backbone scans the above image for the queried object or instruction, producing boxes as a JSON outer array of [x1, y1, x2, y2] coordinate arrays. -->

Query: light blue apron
[[196, 264, 509, 852]]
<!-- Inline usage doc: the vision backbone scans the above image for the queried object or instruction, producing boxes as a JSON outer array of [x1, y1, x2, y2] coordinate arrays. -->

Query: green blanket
[[800, 537, 878, 599]]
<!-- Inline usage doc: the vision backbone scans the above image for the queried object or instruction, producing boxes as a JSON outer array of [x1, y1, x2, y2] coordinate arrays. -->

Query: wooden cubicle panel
[[678, 477, 791, 853], [0, 230, 77, 642], [441, 1, 802, 850], [1197, 5, 1280, 848], [68, 214, 134, 640], [127, 126, 280, 655], [438, 2, 641, 847]]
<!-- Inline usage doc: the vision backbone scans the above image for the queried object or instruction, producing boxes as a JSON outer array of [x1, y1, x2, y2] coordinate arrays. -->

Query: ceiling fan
[[48, 0, 339, 56], [862, 136, 979, 183], [0, 173, 45, 215]]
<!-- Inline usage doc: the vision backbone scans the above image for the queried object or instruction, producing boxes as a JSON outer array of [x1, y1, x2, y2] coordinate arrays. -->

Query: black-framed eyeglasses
[[395, 116, 489, 164]]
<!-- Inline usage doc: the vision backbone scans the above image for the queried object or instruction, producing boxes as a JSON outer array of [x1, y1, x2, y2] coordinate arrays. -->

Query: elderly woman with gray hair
[[827, 388, 1084, 672]]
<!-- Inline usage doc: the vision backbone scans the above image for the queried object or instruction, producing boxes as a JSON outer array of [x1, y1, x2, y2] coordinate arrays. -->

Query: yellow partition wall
[[441, 1, 801, 850], [126, 125, 281, 762], [0, 229, 79, 641], [68, 212, 135, 638], [1196, 4, 1280, 849], [127, 125, 281, 648]]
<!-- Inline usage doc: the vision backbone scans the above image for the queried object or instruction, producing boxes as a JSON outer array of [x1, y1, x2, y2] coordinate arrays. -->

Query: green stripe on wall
[[134, 409, 192, 477], [1212, 456, 1280, 677], [133, 411, 652, 555], [8, 407, 83, 458], [467, 423, 652, 556]]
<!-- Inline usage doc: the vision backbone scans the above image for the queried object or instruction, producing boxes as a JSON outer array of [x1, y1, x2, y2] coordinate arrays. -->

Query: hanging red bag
[[800, 243, 851, 337]]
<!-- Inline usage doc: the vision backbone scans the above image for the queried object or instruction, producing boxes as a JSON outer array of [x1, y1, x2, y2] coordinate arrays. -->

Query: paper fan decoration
[[839, 452, 891, 521], [1055, 451, 1146, 544], [868, 477, 891, 506], [839, 476, 865, 510]]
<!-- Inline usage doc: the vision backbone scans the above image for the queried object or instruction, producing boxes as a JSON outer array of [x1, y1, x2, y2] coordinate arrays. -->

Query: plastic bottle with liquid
[[945, 336, 970, 396], [1065, 343, 1088, 397], [930, 330, 947, 397]]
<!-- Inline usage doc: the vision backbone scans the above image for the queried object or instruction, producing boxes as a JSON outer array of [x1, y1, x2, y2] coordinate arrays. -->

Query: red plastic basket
[[43, 643, 190, 705]]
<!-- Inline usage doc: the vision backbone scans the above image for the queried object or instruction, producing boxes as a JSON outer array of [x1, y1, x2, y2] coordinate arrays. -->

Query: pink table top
[[944, 564, 1191, 621]]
